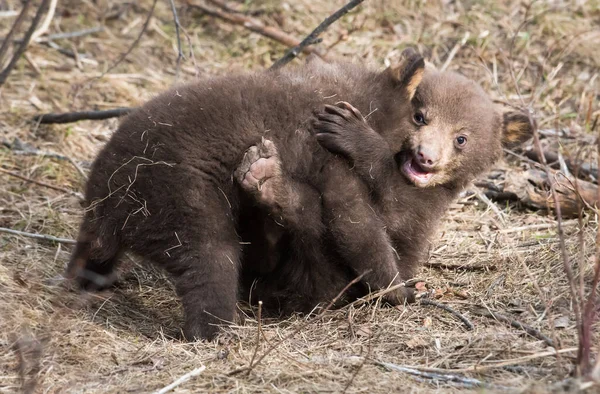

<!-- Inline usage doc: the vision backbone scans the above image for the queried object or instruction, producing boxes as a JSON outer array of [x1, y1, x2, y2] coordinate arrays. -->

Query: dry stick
[[152, 366, 206, 394], [11, 149, 87, 179], [90, 0, 158, 84], [0, 0, 32, 66], [186, 0, 322, 58], [425, 261, 495, 271], [30, 0, 57, 42], [0, 0, 51, 87], [531, 123, 584, 358], [248, 301, 263, 369], [471, 308, 554, 347], [270, 0, 364, 70], [35, 107, 134, 124], [580, 125, 600, 375], [386, 348, 578, 375], [421, 299, 474, 330], [229, 272, 367, 376], [343, 333, 372, 393], [167, 0, 184, 78], [35, 26, 104, 42], [0, 168, 83, 199], [0, 227, 77, 245], [375, 362, 498, 390]]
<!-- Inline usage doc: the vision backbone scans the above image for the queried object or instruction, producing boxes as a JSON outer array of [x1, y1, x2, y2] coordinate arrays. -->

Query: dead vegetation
[[1, 0, 599, 392]]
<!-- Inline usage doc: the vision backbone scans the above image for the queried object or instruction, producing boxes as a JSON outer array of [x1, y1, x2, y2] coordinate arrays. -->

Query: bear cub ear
[[496, 105, 535, 148], [387, 47, 425, 100]]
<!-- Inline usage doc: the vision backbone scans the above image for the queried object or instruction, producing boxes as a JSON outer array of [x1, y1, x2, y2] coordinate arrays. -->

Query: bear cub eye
[[455, 135, 468, 148], [413, 111, 426, 126]]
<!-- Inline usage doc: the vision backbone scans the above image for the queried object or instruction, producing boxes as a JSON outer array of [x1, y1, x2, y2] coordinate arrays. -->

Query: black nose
[[416, 148, 437, 171]]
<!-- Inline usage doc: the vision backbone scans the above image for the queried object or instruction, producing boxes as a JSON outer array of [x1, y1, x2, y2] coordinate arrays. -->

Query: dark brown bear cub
[[236, 63, 533, 314], [66, 52, 430, 340]]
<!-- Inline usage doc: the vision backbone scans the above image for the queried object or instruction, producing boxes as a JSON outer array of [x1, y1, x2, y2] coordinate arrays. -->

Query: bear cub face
[[392, 69, 531, 189]]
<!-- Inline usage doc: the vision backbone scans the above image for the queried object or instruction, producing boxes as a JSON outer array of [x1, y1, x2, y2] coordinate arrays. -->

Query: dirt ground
[[1, 0, 600, 392]]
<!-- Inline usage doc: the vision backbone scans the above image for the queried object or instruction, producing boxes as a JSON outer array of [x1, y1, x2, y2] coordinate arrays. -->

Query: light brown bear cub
[[66, 48, 531, 341], [237, 57, 533, 315]]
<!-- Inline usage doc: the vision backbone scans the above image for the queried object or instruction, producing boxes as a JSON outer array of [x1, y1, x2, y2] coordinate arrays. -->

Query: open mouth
[[399, 152, 434, 186]]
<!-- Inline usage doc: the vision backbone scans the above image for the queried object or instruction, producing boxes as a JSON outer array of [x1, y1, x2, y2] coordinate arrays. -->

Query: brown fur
[[66, 49, 532, 340], [238, 62, 533, 316], [66, 52, 428, 340]]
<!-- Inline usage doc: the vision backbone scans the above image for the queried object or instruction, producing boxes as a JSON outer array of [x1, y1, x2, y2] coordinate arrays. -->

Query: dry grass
[[1, 0, 599, 392]]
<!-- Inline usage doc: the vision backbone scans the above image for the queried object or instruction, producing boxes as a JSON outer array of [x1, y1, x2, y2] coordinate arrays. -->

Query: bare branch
[[0, 167, 83, 199], [270, 0, 365, 70], [420, 299, 474, 330], [471, 307, 555, 347], [0, 227, 77, 245], [187, 0, 323, 58], [167, 0, 185, 79], [34, 107, 134, 124], [0, 0, 32, 66], [0, 0, 51, 87]]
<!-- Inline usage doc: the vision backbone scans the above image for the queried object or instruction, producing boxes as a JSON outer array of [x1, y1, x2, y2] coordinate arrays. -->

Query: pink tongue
[[411, 158, 429, 176]]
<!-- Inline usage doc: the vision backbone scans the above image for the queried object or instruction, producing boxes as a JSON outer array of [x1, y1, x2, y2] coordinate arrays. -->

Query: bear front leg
[[313, 102, 398, 200]]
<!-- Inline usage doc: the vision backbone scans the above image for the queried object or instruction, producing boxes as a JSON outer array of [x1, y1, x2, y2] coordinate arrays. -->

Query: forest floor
[[1, 0, 599, 392]]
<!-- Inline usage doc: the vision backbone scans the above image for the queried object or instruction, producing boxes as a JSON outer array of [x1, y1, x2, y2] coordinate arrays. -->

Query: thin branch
[[0, 227, 77, 245], [187, 0, 323, 58], [382, 347, 577, 374], [34, 107, 134, 124], [152, 366, 206, 394], [93, 0, 158, 82], [0, 167, 83, 199], [35, 27, 104, 43], [10, 149, 87, 179], [270, 0, 365, 70], [229, 272, 367, 376], [0, 0, 32, 66], [471, 307, 554, 347], [376, 361, 501, 390], [0, 0, 51, 87], [30, 0, 57, 42], [420, 299, 474, 330], [248, 301, 263, 369], [167, 0, 184, 79]]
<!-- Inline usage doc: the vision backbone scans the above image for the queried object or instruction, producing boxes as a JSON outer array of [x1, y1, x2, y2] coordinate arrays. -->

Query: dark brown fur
[[66, 50, 532, 340], [66, 53, 429, 340]]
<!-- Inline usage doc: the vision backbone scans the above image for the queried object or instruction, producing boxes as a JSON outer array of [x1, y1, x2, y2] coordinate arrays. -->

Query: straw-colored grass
[[1, 0, 599, 392]]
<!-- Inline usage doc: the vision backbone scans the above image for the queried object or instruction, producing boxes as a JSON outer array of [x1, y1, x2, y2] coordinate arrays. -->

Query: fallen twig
[[376, 361, 500, 390], [92, 0, 158, 82], [10, 149, 87, 179], [389, 347, 577, 374], [0, 0, 32, 66], [229, 273, 367, 376], [471, 307, 554, 347], [0, 167, 83, 199], [35, 26, 104, 43], [424, 261, 496, 271], [34, 107, 134, 124], [152, 366, 206, 394], [30, 0, 57, 42], [167, 0, 184, 78], [0, 0, 51, 87], [270, 0, 364, 70], [187, 0, 324, 59], [0, 227, 77, 245], [420, 299, 474, 330]]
